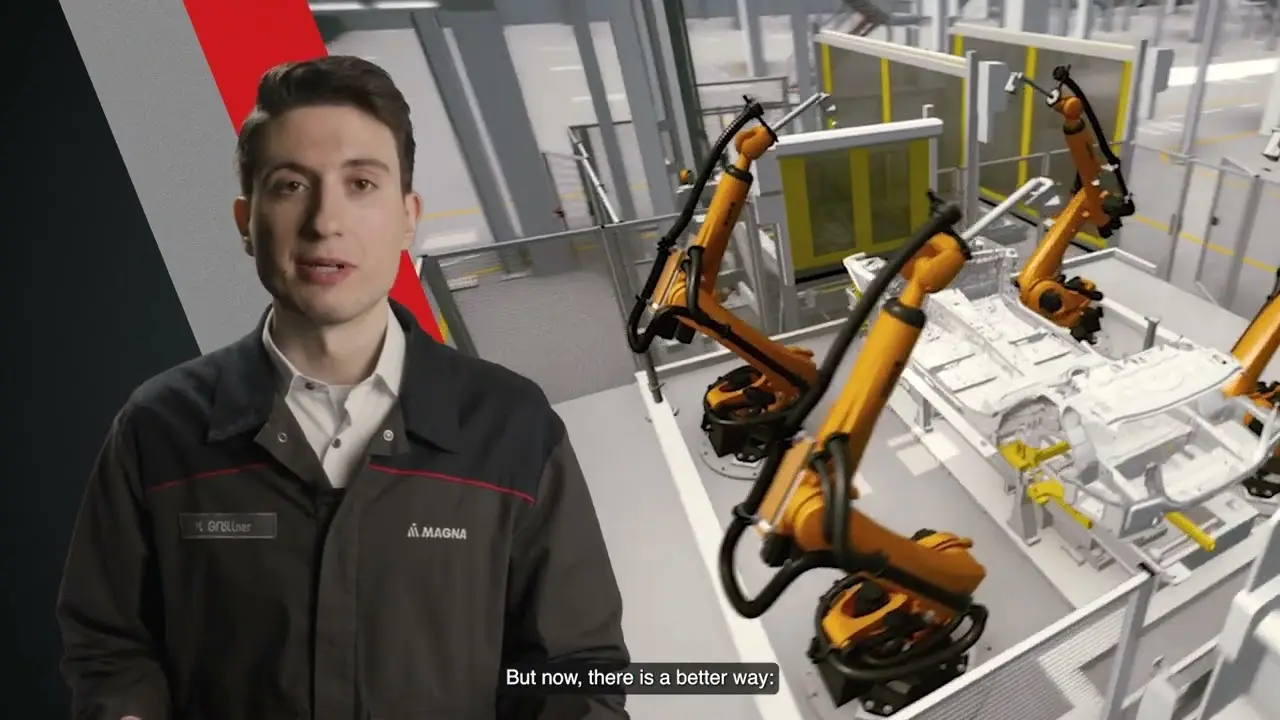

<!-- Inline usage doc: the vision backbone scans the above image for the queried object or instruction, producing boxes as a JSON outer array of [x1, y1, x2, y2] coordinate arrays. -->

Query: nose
[[303, 181, 348, 239]]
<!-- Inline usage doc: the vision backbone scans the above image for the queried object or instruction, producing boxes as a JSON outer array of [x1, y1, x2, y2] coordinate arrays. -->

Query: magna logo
[[406, 523, 467, 540]]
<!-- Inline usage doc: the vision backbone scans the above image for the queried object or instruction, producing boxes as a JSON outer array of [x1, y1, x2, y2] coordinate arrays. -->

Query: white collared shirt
[[262, 303, 406, 488]]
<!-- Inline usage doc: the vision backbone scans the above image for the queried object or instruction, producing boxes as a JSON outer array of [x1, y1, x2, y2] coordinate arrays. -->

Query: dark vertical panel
[[0, 2, 200, 714]]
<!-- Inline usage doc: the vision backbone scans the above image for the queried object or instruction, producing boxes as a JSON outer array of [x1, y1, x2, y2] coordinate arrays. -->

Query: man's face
[[234, 104, 421, 327]]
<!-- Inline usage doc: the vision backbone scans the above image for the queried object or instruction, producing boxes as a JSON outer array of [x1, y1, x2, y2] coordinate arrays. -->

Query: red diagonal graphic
[[182, 0, 444, 342]]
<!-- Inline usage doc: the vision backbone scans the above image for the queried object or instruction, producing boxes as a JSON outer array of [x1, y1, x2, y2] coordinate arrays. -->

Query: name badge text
[[179, 513, 277, 540]]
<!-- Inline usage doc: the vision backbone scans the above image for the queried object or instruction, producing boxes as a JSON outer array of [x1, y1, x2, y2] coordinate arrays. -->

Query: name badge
[[179, 513, 277, 540]]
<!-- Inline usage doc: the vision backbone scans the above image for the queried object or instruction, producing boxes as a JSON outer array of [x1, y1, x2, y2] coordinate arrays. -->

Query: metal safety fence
[[567, 76, 795, 221], [540, 150, 596, 231], [418, 216, 674, 405], [926, 138, 1280, 321], [898, 570, 1158, 720], [416, 195, 788, 405], [1116, 143, 1279, 319]]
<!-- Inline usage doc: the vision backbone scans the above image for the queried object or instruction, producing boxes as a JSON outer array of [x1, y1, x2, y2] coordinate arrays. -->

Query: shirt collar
[[261, 303, 406, 397], [209, 300, 461, 453]]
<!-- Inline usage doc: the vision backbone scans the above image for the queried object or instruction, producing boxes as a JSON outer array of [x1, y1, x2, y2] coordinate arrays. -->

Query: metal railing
[[925, 138, 1280, 320], [418, 214, 679, 405], [566, 76, 795, 220], [898, 569, 1158, 720]]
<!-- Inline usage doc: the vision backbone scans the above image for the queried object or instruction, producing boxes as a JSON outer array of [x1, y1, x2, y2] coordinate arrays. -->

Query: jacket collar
[[207, 300, 462, 452]]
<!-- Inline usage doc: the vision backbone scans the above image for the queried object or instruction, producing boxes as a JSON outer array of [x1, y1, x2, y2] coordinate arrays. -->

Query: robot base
[[700, 364, 794, 473], [809, 643, 969, 717], [1244, 473, 1280, 500], [697, 438, 766, 480]]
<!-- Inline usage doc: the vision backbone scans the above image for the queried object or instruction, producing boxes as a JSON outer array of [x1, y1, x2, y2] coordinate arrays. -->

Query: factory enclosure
[[947, 24, 1142, 246], [753, 117, 939, 278], [419, 174, 1265, 720], [1110, 148, 1280, 320], [817, 32, 967, 205], [356, 4, 1280, 719]]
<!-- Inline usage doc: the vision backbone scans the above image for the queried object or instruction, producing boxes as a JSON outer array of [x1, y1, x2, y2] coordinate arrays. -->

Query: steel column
[[1072, 0, 1096, 38], [1179, 0, 1224, 156], [445, 9, 563, 239], [963, 50, 982, 226], [610, 0, 677, 215], [658, 0, 711, 166], [1099, 566, 1158, 720], [1190, 0, 1211, 42], [790, 8, 817, 132], [410, 9, 517, 244], [567, 0, 636, 221], [931, 0, 949, 52], [736, 0, 766, 77], [644, 0, 697, 173], [1004, 0, 1050, 32], [1153, 0, 1173, 60]]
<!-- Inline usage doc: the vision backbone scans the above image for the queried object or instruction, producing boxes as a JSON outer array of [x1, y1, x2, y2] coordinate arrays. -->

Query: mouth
[[297, 259, 351, 274]]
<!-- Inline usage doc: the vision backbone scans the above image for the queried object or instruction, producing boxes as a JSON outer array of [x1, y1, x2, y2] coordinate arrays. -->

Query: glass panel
[[867, 141, 915, 245], [805, 149, 858, 259], [826, 46, 885, 128], [1198, 165, 1252, 309], [887, 62, 964, 200], [1116, 143, 1179, 276]]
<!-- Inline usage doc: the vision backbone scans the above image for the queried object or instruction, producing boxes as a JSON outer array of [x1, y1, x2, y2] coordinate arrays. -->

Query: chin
[[287, 293, 381, 327]]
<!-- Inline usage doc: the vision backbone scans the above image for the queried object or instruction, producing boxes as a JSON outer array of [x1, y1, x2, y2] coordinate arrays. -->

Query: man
[[57, 56, 629, 720]]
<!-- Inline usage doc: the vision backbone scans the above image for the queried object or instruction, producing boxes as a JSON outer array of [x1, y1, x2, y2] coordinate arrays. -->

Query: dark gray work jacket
[[56, 302, 629, 720]]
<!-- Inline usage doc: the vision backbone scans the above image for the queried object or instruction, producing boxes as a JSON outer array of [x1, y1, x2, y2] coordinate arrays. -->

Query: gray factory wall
[[326, 29, 502, 254]]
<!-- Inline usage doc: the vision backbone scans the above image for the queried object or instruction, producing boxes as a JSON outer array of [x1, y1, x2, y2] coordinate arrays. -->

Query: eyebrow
[[262, 157, 393, 177]]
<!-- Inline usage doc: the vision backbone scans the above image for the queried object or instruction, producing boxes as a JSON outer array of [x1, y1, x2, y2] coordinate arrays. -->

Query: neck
[[270, 301, 390, 385]]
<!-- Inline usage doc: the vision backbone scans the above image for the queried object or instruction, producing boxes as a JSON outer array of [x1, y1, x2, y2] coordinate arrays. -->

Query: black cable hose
[[684, 246, 717, 331], [717, 203, 965, 619], [626, 100, 765, 353], [1054, 67, 1131, 199], [825, 435, 853, 571]]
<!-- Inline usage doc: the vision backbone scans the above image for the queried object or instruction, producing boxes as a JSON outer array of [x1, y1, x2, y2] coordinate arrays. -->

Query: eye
[[270, 179, 307, 195], [351, 178, 377, 192]]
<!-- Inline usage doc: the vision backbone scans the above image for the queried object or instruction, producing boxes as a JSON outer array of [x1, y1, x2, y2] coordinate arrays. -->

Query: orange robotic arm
[[645, 122, 819, 399], [719, 204, 988, 688], [627, 99, 823, 461], [1227, 269, 1280, 400], [1013, 66, 1135, 344], [1230, 271, 1280, 496]]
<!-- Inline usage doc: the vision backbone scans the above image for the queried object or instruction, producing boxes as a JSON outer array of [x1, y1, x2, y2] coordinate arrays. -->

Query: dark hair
[[235, 56, 416, 196]]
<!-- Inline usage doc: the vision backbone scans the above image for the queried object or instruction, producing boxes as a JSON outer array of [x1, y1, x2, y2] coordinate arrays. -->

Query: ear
[[233, 196, 254, 257], [402, 191, 423, 252]]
